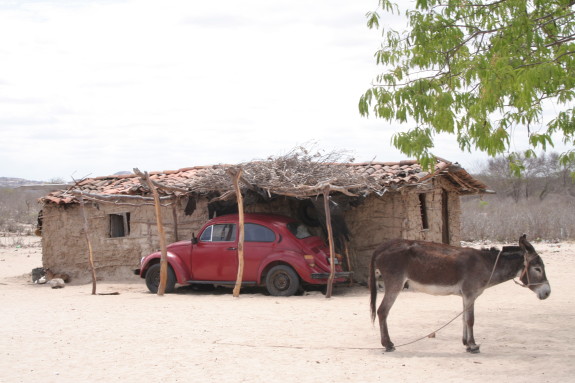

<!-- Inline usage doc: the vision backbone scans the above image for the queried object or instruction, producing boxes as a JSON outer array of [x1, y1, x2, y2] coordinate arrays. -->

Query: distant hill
[[0, 177, 44, 188], [1, 171, 131, 189], [0, 173, 134, 189]]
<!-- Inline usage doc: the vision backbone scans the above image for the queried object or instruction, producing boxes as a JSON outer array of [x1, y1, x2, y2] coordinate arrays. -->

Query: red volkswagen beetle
[[136, 213, 352, 296]]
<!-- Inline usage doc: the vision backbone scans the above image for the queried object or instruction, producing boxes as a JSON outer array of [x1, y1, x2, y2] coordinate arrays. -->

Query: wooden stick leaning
[[78, 193, 97, 295], [68, 190, 174, 202], [229, 168, 245, 297], [172, 202, 179, 242], [134, 168, 169, 296], [323, 186, 336, 298]]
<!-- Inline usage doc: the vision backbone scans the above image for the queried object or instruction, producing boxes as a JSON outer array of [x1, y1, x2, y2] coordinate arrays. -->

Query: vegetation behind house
[[0, 186, 43, 235], [461, 153, 575, 242]]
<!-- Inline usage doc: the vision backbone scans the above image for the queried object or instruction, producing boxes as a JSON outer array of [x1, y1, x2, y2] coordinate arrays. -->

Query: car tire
[[265, 265, 300, 297], [145, 263, 176, 293]]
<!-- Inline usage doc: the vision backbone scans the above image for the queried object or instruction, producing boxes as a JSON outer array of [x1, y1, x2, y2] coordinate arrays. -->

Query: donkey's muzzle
[[536, 283, 551, 300]]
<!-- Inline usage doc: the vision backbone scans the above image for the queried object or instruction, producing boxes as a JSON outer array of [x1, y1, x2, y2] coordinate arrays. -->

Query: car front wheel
[[145, 263, 176, 293], [265, 265, 300, 296]]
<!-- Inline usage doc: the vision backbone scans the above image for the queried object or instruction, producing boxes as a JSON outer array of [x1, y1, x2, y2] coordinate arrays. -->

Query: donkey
[[369, 234, 551, 353]]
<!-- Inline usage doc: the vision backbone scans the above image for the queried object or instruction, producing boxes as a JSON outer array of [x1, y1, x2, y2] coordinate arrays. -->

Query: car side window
[[245, 223, 276, 242], [200, 224, 236, 242], [199, 225, 213, 241]]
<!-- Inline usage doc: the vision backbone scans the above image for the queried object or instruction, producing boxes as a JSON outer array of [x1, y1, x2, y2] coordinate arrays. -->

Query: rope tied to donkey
[[514, 254, 547, 288]]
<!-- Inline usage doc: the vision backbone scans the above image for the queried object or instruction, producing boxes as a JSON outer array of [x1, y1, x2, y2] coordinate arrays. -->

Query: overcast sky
[[0, 0, 563, 181]]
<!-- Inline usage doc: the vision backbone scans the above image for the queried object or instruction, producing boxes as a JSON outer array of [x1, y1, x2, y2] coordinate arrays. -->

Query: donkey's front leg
[[461, 303, 468, 346], [462, 296, 480, 353], [377, 283, 402, 352]]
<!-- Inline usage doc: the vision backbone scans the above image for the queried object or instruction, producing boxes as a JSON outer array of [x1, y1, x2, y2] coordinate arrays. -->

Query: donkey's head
[[518, 234, 551, 300]]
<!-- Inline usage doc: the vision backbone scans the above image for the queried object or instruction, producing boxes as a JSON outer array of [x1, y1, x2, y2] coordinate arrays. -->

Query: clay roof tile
[[40, 158, 488, 204]]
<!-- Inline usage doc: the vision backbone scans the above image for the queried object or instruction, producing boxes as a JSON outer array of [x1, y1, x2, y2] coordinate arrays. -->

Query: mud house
[[39, 156, 488, 283]]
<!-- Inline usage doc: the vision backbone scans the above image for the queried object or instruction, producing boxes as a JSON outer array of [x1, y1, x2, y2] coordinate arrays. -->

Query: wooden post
[[323, 186, 336, 298], [78, 193, 97, 295], [122, 212, 129, 236], [343, 241, 354, 286], [172, 198, 179, 242], [135, 168, 169, 296], [229, 169, 245, 297]]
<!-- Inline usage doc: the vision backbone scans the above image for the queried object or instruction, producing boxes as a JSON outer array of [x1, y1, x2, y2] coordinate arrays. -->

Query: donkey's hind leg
[[462, 295, 480, 353], [377, 279, 404, 352], [462, 300, 469, 346]]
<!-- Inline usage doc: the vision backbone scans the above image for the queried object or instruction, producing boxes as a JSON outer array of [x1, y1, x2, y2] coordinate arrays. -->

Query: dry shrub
[[0, 231, 41, 248], [0, 187, 43, 234], [461, 194, 575, 242], [189, 146, 379, 198]]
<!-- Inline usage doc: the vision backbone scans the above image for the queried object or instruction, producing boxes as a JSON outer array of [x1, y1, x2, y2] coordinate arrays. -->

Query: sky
[[0, 0, 566, 181]]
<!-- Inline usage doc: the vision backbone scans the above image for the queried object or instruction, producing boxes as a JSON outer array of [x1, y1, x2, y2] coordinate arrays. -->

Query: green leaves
[[392, 127, 434, 163], [361, 0, 575, 171], [366, 11, 380, 29]]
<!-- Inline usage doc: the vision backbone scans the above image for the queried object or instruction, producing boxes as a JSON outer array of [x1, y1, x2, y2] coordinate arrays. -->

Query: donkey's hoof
[[385, 345, 396, 352], [466, 345, 480, 354]]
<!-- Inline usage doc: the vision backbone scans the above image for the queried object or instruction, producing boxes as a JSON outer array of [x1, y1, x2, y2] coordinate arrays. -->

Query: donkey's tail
[[369, 250, 378, 323]]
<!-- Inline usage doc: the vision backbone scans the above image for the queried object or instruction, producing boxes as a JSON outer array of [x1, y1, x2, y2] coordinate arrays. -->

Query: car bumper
[[311, 271, 353, 280], [133, 269, 141, 275]]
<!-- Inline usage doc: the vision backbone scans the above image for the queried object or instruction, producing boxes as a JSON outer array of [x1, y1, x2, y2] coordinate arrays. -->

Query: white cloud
[[1, 0, 564, 181]]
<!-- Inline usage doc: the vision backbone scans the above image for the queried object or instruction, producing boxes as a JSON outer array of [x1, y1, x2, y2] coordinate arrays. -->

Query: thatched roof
[[41, 155, 488, 206]]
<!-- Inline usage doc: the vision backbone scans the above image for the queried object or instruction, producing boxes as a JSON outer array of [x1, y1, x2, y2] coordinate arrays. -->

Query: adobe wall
[[41, 197, 210, 282], [344, 192, 406, 283], [401, 178, 462, 244], [344, 180, 462, 283], [42, 181, 463, 284]]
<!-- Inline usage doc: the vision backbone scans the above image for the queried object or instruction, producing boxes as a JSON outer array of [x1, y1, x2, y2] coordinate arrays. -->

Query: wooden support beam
[[228, 168, 245, 297], [274, 183, 361, 198], [75, 196, 173, 207], [172, 198, 179, 242], [78, 193, 97, 295], [70, 190, 173, 202], [134, 168, 169, 296], [145, 179, 190, 194], [343, 241, 354, 287], [323, 186, 336, 298]]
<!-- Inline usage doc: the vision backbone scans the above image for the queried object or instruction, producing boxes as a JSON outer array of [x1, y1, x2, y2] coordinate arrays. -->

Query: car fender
[[257, 251, 311, 284], [142, 251, 190, 284]]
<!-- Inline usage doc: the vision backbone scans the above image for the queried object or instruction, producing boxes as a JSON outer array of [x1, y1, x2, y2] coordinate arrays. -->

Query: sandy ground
[[1, 236, 574, 383]]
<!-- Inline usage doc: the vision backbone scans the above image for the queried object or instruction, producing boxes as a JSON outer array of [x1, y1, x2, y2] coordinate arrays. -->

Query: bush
[[461, 194, 575, 242], [0, 187, 44, 233]]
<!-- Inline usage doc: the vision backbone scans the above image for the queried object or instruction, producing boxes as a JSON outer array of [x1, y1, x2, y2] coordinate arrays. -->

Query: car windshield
[[287, 222, 312, 239]]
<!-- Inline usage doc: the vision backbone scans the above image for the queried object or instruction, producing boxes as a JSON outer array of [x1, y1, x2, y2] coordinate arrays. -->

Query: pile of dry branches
[[188, 146, 380, 199]]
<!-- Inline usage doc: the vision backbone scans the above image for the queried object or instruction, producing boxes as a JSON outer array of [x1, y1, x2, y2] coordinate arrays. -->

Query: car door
[[191, 223, 238, 281], [242, 223, 277, 281]]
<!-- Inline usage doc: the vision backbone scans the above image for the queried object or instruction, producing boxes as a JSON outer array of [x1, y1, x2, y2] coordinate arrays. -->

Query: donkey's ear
[[519, 234, 527, 250], [519, 234, 535, 253]]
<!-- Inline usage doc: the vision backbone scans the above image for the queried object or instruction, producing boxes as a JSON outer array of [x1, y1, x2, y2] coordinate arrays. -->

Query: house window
[[109, 213, 130, 238], [419, 194, 429, 230]]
